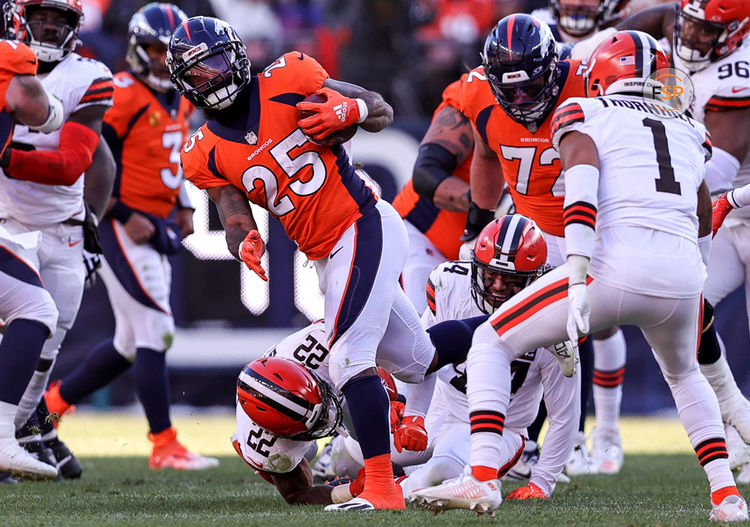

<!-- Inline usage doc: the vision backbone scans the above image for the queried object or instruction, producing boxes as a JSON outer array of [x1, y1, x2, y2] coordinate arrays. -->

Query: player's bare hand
[[239, 230, 268, 281], [176, 208, 195, 237], [296, 87, 360, 140], [394, 415, 428, 453], [124, 212, 155, 244], [566, 282, 590, 343]]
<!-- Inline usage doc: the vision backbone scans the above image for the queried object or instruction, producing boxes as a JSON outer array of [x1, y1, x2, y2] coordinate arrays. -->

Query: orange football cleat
[[148, 427, 220, 471], [43, 380, 75, 428]]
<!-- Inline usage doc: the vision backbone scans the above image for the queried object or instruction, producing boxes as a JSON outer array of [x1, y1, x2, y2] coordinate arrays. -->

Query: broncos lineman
[[0, 0, 114, 451]]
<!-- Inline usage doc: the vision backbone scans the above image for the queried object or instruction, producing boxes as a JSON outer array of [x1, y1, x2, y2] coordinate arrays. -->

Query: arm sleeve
[[8, 121, 99, 185]]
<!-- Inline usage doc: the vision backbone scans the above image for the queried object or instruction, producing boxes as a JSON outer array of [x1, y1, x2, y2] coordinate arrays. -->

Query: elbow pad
[[29, 93, 64, 134], [412, 143, 458, 202]]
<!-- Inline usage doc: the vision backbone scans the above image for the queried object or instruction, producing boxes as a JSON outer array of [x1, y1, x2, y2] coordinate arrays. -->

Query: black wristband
[[108, 200, 134, 224], [460, 200, 495, 242]]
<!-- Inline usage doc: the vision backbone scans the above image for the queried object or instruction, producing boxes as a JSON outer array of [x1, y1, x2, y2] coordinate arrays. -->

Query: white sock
[[700, 351, 747, 421], [15, 364, 54, 430], [593, 329, 626, 432], [0, 401, 18, 439], [729, 182, 750, 208]]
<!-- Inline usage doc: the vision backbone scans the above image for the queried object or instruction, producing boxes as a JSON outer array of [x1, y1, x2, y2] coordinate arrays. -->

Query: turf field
[[1, 412, 744, 526]]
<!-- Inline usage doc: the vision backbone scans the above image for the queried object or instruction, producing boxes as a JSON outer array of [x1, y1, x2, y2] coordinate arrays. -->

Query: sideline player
[[43, 2, 217, 471], [617, 0, 750, 479], [413, 31, 748, 522], [169, 16, 440, 510], [392, 73, 473, 312], [0, 0, 67, 481], [0, 0, 114, 469]]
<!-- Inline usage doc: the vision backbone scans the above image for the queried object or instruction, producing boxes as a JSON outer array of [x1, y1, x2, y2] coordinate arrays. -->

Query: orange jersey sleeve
[[392, 73, 472, 260], [0, 40, 37, 111], [461, 61, 586, 237], [261, 51, 329, 96], [104, 72, 193, 218], [181, 55, 375, 260]]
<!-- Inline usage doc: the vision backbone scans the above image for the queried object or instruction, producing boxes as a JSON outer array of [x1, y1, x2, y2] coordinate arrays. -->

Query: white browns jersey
[[233, 321, 332, 474], [422, 260, 577, 437], [689, 40, 750, 221], [0, 52, 113, 225], [552, 95, 711, 297]]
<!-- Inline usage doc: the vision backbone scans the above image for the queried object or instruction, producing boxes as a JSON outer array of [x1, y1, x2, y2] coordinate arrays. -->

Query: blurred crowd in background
[[78, 0, 547, 118]]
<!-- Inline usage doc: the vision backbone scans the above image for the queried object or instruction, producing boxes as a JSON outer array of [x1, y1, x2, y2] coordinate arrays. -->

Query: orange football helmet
[[471, 214, 547, 314], [17, 0, 83, 62], [585, 30, 670, 97], [237, 356, 342, 440], [675, 0, 750, 72]]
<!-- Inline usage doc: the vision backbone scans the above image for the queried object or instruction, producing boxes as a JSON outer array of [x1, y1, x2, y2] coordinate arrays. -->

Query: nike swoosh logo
[[732, 86, 749, 93], [297, 52, 304, 60], [329, 247, 343, 260], [68, 239, 82, 247]]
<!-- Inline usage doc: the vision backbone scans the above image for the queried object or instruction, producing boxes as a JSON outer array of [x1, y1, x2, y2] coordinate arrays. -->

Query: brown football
[[299, 92, 357, 147]]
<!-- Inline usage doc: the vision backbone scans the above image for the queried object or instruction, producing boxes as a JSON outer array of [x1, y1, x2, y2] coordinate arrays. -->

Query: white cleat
[[565, 432, 598, 476], [710, 495, 749, 522], [0, 439, 58, 481], [409, 469, 502, 514], [546, 341, 579, 378], [502, 444, 538, 481], [324, 497, 375, 511], [737, 463, 750, 485], [592, 427, 624, 475], [726, 423, 750, 470]]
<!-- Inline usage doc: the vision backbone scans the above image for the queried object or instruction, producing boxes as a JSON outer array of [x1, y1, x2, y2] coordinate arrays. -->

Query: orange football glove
[[506, 482, 547, 500], [296, 87, 361, 140], [389, 400, 405, 433], [394, 415, 428, 453], [239, 230, 268, 281], [712, 193, 734, 238]]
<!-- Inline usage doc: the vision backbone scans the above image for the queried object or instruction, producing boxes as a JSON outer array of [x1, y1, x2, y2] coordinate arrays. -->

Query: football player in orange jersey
[[459, 13, 623, 477], [43, 3, 219, 472], [169, 16, 442, 511], [392, 73, 474, 313], [0, 0, 70, 481]]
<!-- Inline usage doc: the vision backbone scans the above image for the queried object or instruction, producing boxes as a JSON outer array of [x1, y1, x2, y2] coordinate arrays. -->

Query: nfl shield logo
[[245, 131, 257, 145]]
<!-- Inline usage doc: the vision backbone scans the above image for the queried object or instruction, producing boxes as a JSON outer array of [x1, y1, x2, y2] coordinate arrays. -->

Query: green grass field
[[0, 412, 744, 526]]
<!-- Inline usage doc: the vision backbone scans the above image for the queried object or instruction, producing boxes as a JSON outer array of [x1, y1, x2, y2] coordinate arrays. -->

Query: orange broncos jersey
[[103, 71, 193, 219], [0, 40, 37, 156], [392, 74, 472, 260], [461, 60, 586, 237], [181, 52, 376, 260]]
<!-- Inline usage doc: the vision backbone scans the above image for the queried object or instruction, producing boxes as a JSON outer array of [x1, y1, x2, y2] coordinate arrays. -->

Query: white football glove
[[566, 282, 590, 344]]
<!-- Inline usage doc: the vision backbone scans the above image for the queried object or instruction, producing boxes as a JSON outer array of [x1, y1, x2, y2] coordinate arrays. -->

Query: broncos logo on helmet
[[126, 2, 187, 93], [482, 14, 561, 129], [237, 357, 343, 441], [166, 16, 251, 110], [471, 214, 548, 314]]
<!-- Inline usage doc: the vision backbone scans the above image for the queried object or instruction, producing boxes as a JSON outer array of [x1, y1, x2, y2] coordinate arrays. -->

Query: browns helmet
[[471, 215, 548, 314]]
